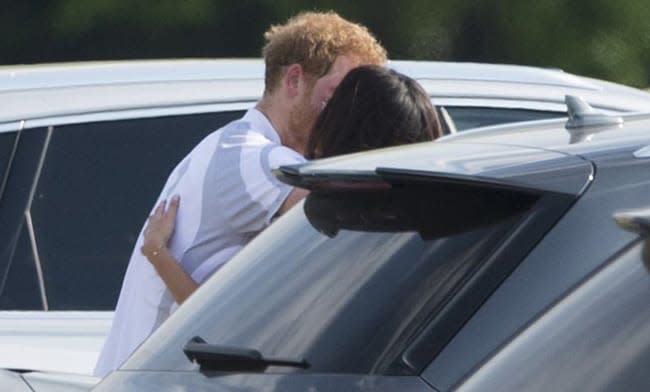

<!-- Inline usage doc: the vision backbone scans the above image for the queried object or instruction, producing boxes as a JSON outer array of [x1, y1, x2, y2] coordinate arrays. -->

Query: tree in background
[[1, 0, 649, 88], [447, 0, 650, 88]]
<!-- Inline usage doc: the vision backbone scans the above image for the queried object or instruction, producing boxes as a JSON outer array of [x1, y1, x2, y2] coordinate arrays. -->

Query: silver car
[[92, 97, 650, 391], [2, 59, 650, 377]]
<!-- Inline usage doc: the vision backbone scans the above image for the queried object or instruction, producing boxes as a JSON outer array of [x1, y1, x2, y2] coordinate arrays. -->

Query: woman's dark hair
[[306, 65, 442, 159]]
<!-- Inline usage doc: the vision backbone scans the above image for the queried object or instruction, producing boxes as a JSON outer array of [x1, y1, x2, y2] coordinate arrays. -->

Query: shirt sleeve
[[210, 127, 306, 234]]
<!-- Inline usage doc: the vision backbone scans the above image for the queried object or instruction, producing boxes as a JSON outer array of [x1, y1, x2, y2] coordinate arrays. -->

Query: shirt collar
[[243, 108, 281, 144]]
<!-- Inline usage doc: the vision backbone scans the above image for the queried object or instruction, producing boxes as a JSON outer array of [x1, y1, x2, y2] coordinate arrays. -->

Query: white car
[[1, 59, 650, 377]]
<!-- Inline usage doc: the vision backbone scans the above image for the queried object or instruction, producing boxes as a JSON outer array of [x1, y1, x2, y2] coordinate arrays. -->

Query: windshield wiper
[[183, 336, 310, 372]]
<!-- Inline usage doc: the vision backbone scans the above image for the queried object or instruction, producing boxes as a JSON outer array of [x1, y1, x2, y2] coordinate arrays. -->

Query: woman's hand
[[141, 195, 180, 258], [138, 195, 197, 303]]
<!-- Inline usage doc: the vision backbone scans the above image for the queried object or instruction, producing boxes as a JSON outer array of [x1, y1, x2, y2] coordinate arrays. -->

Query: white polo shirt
[[94, 108, 305, 377]]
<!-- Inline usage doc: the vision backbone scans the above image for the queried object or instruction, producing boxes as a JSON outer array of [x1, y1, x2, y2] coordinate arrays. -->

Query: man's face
[[309, 54, 360, 114], [290, 55, 360, 141]]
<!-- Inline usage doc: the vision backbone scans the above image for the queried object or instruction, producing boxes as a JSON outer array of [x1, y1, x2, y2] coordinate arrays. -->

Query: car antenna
[[565, 95, 623, 143]]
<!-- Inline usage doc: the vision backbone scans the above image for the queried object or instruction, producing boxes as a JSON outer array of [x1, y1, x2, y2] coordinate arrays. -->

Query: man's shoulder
[[219, 119, 268, 140], [183, 116, 261, 157]]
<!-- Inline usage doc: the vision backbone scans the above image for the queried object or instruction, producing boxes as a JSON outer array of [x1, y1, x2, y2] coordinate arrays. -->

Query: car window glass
[[0, 128, 48, 310], [0, 224, 43, 310], [455, 238, 650, 391], [128, 183, 541, 374], [447, 107, 563, 131], [28, 111, 244, 310], [0, 131, 17, 199]]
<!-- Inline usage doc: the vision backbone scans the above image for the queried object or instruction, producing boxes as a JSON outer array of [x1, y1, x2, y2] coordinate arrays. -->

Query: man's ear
[[284, 64, 304, 98]]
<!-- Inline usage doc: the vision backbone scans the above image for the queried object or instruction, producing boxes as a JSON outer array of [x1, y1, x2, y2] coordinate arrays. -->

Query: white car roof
[[0, 59, 628, 93], [389, 60, 650, 113], [0, 58, 265, 91], [2, 58, 650, 126]]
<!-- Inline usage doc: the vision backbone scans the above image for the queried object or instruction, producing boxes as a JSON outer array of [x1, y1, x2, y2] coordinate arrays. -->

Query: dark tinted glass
[[0, 131, 17, 199], [29, 111, 244, 310], [0, 224, 42, 309], [0, 128, 48, 310], [130, 183, 538, 374], [446, 107, 562, 131]]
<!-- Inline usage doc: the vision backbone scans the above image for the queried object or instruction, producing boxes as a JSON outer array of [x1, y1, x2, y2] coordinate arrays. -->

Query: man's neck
[[256, 98, 306, 155]]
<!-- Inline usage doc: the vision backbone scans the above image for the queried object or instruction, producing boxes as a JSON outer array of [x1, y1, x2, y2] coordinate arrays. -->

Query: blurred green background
[[3, 0, 650, 88]]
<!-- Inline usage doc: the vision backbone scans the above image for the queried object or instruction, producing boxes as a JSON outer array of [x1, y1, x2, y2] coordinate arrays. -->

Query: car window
[[127, 181, 553, 375], [446, 107, 563, 131], [1, 110, 244, 311], [0, 128, 49, 310], [0, 224, 43, 309], [0, 131, 17, 200], [455, 237, 650, 391]]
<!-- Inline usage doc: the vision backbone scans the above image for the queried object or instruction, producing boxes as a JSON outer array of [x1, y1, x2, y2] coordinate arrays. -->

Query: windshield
[[126, 183, 538, 374]]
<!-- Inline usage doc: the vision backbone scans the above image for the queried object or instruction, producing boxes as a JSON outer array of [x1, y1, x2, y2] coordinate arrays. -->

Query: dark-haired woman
[[140, 65, 441, 304]]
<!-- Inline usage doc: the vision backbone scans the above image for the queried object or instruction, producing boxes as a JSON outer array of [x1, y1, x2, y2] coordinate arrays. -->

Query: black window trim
[[398, 190, 578, 374]]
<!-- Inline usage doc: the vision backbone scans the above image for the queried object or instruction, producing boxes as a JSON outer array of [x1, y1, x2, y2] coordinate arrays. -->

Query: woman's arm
[[141, 187, 304, 304], [140, 196, 198, 304]]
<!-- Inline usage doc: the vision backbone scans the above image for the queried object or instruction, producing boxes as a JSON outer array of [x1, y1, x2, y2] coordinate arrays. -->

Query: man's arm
[[275, 187, 309, 217]]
